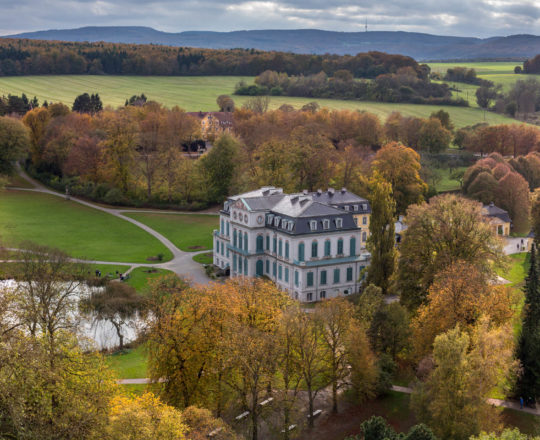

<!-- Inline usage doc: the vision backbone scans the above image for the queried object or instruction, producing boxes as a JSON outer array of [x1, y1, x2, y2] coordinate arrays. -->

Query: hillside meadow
[[0, 74, 520, 128]]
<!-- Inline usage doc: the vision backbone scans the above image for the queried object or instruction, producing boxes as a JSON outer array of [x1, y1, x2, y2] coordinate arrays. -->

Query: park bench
[[259, 397, 273, 406], [207, 427, 223, 438], [235, 411, 249, 421], [307, 409, 322, 419], [281, 425, 297, 433]]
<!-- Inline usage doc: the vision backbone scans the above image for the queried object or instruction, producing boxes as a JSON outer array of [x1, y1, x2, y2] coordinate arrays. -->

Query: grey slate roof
[[310, 188, 370, 213], [482, 203, 511, 224], [242, 194, 286, 211]]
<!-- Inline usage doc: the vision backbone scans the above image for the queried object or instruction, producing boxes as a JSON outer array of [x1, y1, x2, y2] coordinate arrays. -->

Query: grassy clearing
[[124, 212, 218, 252], [192, 252, 213, 265], [499, 253, 530, 286], [106, 345, 147, 379], [432, 167, 466, 192], [6, 174, 34, 188], [126, 266, 173, 293], [0, 190, 172, 263], [0, 75, 519, 128]]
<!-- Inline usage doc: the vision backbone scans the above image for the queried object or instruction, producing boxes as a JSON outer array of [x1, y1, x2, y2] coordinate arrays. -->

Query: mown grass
[[106, 345, 147, 379], [126, 266, 173, 293], [0, 75, 520, 128], [0, 190, 173, 263], [192, 252, 214, 265], [499, 252, 530, 286], [432, 167, 467, 192], [124, 212, 218, 251]]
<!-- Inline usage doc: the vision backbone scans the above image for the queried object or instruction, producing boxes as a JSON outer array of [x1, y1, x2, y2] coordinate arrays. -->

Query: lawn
[[0, 190, 173, 263], [106, 345, 147, 379], [498, 252, 530, 286], [193, 252, 213, 265], [432, 167, 466, 192], [123, 212, 218, 251], [126, 266, 174, 293], [0, 75, 519, 128]]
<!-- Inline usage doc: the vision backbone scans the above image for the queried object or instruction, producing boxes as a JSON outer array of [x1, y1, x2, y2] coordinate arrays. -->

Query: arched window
[[350, 237, 356, 256], [362, 231, 367, 242], [311, 240, 318, 258], [337, 238, 344, 255], [285, 241, 289, 259], [233, 229, 237, 247], [256, 260, 264, 276], [324, 240, 331, 257], [220, 219, 224, 234], [256, 235, 264, 252], [244, 232, 248, 251], [298, 243, 305, 262], [278, 239, 283, 256]]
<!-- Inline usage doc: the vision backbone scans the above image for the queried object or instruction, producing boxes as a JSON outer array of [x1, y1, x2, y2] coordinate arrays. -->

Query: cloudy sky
[[1, 0, 539, 37]]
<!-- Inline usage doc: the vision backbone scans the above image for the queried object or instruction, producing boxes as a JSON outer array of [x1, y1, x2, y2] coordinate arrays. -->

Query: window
[[307, 292, 313, 302], [311, 240, 318, 258], [324, 240, 331, 257], [273, 237, 277, 253], [278, 265, 282, 280], [256, 235, 264, 252], [238, 231, 243, 249], [244, 258, 248, 275], [336, 218, 343, 228], [232, 254, 237, 271], [350, 237, 356, 256], [226, 248, 229, 258], [220, 219, 224, 234], [310, 220, 317, 231], [298, 243, 305, 262], [278, 239, 283, 256], [320, 270, 327, 285], [353, 205, 359, 211], [362, 216, 367, 225], [244, 232, 248, 251], [233, 230, 237, 247], [226, 222, 230, 236], [288, 221, 294, 231], [354, 218, 358, 226], [344, 205, 350, 211], [307, 272, 314, 287], [238, 256, 242, 273], [344, 289, 349, 295], [333, 268, 340, 284], [323, 219, 330, 230], [347, 267, 353, 281], [267, 214, 274, 224], [295, 270, 299, 287], [273, 262, 277, 277], [256, 260, 263, 277], [266, 235, 270, 250], [285, 267, 289, 282], [320, 291, 326, 299], [362, 231, 367, 242], [274, 216, 281, 227], [285, 241, 289, 259], [337, 238, 344, 255]]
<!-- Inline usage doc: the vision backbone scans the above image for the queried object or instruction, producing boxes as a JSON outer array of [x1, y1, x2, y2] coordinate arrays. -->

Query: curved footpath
[[6, 169, 212, 285]]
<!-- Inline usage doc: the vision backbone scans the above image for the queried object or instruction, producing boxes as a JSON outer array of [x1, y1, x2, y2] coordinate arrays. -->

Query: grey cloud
[[0, 0, 539, 37]]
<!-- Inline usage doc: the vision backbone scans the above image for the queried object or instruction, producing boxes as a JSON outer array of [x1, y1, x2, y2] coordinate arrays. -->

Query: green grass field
[[193, 252, 213, 265], [123, 212, 218, 251], [0, 74, 520, 128], [126, 266, 173, 293], [106, 345, 147, 379], [0, 190, 173, 263], [498, 252, 530, 286], [429, 62, 540, 91], [432, 167, 466, 192]]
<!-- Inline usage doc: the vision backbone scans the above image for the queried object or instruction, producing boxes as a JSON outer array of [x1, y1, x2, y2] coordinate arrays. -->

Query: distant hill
[[4, 27, 540, 61]]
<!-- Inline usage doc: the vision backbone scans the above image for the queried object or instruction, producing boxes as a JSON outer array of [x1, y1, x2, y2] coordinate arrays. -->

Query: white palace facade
[[213, 186, 371, 302]]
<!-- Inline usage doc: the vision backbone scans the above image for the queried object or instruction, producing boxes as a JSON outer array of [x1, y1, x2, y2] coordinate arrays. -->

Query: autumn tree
[[217, 95, 235, 112], [418, 117, 452, 153], [366, 172, 397, 295], [412, 261, 516, 358], [398, 194, 505, 310], [372, 142, 427, 214], [22, 106, 50, 167], [496, 171, 531, 234], [532, 194, 540, 244], [368, 302, 410, 360], [412, 322, 514, 440], [0, 116, 30, 175]]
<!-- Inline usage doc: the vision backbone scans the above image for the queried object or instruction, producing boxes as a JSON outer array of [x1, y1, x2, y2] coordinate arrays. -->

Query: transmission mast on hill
[[365, 18, 368, 32]]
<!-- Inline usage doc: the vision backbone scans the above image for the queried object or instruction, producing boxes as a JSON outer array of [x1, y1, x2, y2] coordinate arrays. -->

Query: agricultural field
[[123, 212, 218, 251], [0, 190, 173, 263], [429, 61, 540, 91], [0, 74, 520, 128]]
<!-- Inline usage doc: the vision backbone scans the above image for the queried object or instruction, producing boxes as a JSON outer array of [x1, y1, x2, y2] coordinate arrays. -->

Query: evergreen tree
[[366, 172, 397, 295], [516, 244, 540, 399]]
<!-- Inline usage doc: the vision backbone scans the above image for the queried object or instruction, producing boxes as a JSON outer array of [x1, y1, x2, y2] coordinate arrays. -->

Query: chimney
[[317, 189, 322, 195], [302, 189, 309, 195], [328, 188, 335, 196], [341, 187, 346, 194]]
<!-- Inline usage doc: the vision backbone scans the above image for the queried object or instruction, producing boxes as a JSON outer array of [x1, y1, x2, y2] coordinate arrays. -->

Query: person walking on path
[[520, 397, 524, 409]]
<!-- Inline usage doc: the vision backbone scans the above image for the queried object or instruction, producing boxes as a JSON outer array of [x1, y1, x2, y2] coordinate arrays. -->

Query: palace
[[213, 187, 371, 302]]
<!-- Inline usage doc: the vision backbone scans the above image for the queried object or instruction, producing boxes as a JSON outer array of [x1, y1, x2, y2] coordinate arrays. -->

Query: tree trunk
[[112, 320, 124, 351], [307, 385, 314, 428]]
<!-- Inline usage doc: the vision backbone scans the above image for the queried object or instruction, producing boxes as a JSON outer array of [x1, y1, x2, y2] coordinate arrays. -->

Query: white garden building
[[213, 187, 371, 302]]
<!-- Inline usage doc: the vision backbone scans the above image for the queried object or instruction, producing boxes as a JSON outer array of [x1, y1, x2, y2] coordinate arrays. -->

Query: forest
[[0, 38, 422, 77]]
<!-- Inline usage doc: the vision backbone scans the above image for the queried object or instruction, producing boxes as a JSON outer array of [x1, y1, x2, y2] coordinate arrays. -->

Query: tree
[[369, 302, 410, 360], [532, 195, 540, 245], [0, 116, 30, 175], [366, 172, 397, 295], [81, 282, 146, 351], [372, 142, 427, 214], [314, 298, 355, 413], [22, 106, 51, 167], [199, 134, 240, 203], [72, 92, 102, 114], [106, 393, 187, 440], [411, 322, 514, 440], [472, 429, 540, 440], [496, 171, 531, 234], [418, 118, 452, 153], [345, 321, 378, 402], [412, 261, 516, 358], [516, 244, 540, 399], [476, 86, 499, 113], [398, 194, 505, 311], [217, 95, 235, 112], [242, 96, 270, 114]]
